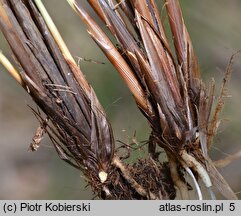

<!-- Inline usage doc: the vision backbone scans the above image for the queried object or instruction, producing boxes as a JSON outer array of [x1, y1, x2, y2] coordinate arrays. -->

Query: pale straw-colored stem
[[34, 0, 74, 64], [0, 51, 23, 86], [180, 150, 216, 200], [167, 153, 189, 199], [34, 0, 90, 93]]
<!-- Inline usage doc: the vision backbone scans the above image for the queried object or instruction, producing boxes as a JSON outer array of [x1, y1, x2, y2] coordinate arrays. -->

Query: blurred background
[[0, 0, 240, 199]]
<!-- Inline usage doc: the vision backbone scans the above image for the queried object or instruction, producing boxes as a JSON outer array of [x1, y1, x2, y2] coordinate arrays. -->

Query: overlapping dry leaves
[[0, 0, 238, 199]]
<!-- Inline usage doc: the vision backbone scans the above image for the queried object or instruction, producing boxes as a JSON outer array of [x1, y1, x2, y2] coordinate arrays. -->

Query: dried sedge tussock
[[0, 0, 239, 200], [0, 0, 114, 185], [0, 0, 176, 200], [68, 0, 238, 199]]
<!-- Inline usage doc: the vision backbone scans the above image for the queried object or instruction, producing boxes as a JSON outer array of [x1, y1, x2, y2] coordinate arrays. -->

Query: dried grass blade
[[136, 10, 185, 140], [34, 0, 91, 93], [67, 0, 152, 116], [214, 150, 241, 168], [87, 0, 130, 37], [165, 0, 200, 93], [97, 0, 147, 86], [207, 157, 238, 200], [132, 0, 169, 47], [87, 0, 107, 23], [28, 0, 91, 127], [1, 0, 115, 182], [116, 0, 135, 26], [9, 0, 91, 136], [0, 0, 44, 85], [198, 84, 208, 157]]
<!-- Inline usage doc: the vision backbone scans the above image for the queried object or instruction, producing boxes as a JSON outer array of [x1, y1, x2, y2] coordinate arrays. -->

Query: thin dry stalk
[[214, 150, 241, 168], [207, 53, 239, 147], [0, 51, 23, 85]]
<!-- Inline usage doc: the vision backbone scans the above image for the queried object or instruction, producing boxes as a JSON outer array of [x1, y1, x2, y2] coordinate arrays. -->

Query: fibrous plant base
[[0, 0, 238, 200]]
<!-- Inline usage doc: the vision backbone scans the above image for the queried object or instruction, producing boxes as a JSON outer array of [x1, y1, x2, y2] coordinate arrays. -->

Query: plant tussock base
[[89, 158, 175, 200]]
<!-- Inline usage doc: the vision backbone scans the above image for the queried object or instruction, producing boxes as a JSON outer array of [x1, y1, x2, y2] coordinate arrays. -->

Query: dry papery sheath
[[68, 0, 237, 199], [0, 0, 238, 199], [0, 0, 115, 187]]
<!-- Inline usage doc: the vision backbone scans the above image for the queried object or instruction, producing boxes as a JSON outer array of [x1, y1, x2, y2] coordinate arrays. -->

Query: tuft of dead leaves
[[0, 0, 239, 199]]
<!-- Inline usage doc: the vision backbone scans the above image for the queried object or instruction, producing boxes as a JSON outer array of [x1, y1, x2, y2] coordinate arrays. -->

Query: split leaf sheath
[[0, 0, 115, 181]]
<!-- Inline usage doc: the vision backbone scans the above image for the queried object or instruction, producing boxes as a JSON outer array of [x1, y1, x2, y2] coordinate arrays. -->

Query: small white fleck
[[26, 85, 30, 94], [98, 171, 108, 183]]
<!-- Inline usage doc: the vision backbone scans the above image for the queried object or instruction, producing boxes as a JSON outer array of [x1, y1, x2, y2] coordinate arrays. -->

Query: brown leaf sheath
[[70, 1, 153, 118], [1, 0, 237, 200], [116, 0, 136, 27], [97, 1, 188, 146], [81, 0, 237, 199], [165, 0, 200, 95], [0, 0, 114, 180]]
